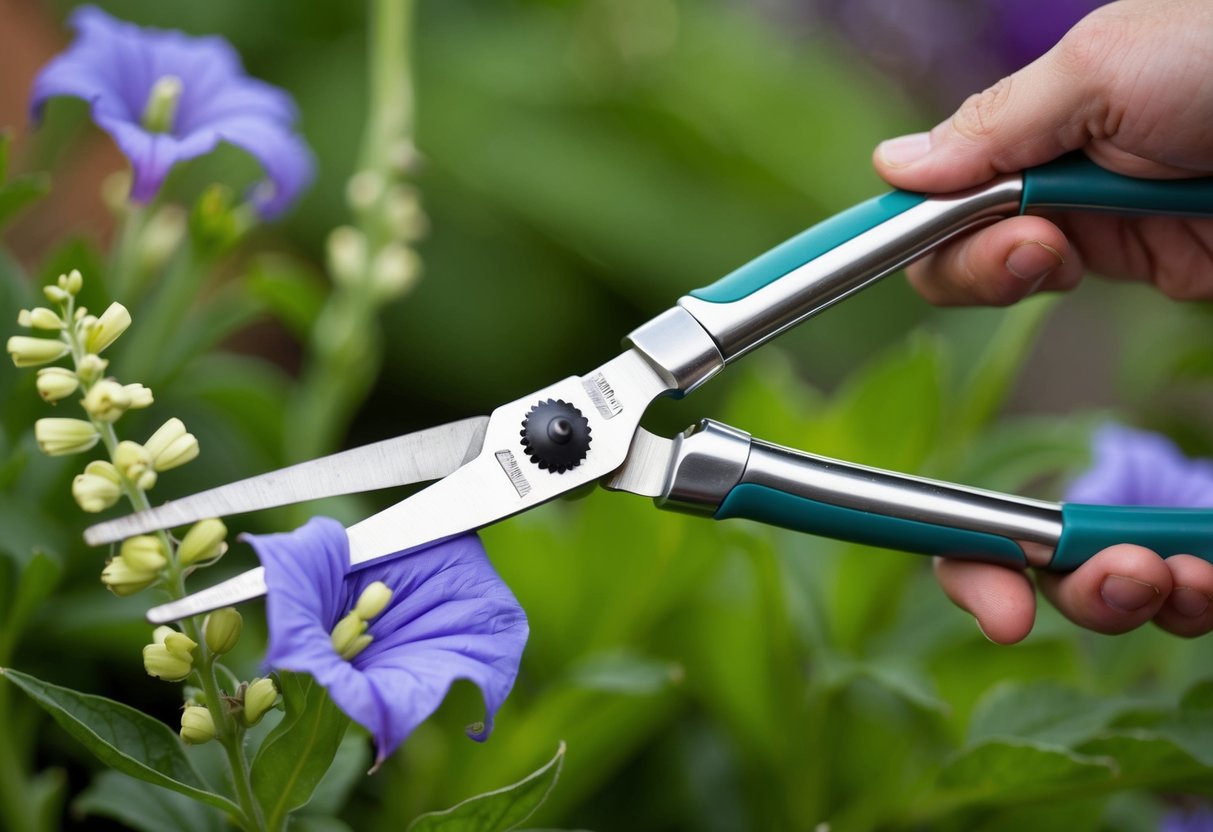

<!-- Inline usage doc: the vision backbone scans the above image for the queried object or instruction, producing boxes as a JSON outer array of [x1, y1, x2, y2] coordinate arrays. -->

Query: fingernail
[[1171, 586, 1211, 617], [877, 132, 932, 167], [1005, 240, 1064, 282], [1100, 575, 1160, 612]]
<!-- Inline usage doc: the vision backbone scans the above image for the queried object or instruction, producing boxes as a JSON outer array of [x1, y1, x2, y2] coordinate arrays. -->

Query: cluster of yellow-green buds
[[325, 143, 427, 304], [143, 625, 198, 682], [330, 581, 394, 660], [5, 270, 225, 599]]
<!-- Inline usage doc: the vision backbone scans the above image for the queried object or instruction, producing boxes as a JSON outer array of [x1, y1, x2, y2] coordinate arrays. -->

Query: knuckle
[[1054, 13, 1124, 78], [951, 78, 1013, 142]]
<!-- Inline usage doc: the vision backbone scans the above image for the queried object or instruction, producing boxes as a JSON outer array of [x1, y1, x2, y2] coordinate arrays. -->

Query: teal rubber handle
[[715, 483, 1028, 568], [1051, 504, 1213, 571], [1021, 154, 1213, 216], [690, 190, 925, 304]]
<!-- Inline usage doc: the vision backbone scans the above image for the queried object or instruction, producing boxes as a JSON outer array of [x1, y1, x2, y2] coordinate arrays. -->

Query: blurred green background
[[6, 1, 1213, 830]]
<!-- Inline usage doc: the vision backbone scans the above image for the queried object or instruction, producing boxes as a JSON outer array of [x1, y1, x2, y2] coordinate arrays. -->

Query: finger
[[906, 215, 1084, 306], [1037, 545, 1172, 634], [934, 557, 1036, 644], [1153, 554, 1213, 638]]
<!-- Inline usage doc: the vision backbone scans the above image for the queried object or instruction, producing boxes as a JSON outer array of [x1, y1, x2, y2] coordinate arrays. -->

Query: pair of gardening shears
[[84, 154, 1213, 625]]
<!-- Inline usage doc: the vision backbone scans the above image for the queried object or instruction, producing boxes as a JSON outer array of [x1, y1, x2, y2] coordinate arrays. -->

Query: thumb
[[873, 43, 1102, 193]]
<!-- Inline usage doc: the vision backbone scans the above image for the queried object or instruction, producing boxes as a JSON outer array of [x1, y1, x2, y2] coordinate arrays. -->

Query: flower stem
[[287, 0, 416, 464], [61, 306, 265, 831]]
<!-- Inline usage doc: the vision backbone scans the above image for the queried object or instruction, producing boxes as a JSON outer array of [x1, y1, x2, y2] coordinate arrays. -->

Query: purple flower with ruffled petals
[[244, 517, 528, 767], [1161, 805, 1213, 832], [1066, 425, 1213, 507], [30, 6, 313, 218]]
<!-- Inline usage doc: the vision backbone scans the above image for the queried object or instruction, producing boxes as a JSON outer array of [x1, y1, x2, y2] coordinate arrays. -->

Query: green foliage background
[[4, 1, 1213, 830]]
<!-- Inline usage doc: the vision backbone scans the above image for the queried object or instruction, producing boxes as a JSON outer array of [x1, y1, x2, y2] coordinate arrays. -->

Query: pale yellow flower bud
[[144, 418, 199, 472], [60, 269, 83, 295], [180, 705, 215, 744], [6, 336, 68, 368], [143, 643, 192, 681], [43, 285, 68, 304], [152, 624, 198, 657], [101, 172, 132, 215], [120, 535, 168, 573], [203, 608, 242, 656], [242, 677, 278, 726], [112, 440, 157, 490], [34, 418, 99, 456], [330, 611, 370, 660], [353, 581, 393, 620], [100, 555, 158, 596], [35, 367, 79, 402], [369, 243, 421, 301], [345, 170, 385, 212], [138, 205, 186, 273], [178, 518, 227, 566], [76, 354, 108, 385], [83, 302, 131, 354], [72, 461, 123, 513], [326, 226, 367, 288], [383, 185, 428, 240], [81, 379, 131, 423], [19, 308, 63, 330], [123, 383, 154, 409]]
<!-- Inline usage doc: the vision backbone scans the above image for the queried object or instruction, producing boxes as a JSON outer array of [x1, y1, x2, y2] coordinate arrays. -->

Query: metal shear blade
[[141, 349, 671, 624]]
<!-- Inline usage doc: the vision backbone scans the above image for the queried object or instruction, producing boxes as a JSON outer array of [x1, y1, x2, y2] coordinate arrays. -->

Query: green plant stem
[[63, 309, 265, 832], [288, 0, 415, 464], [108, 205, 146, 301], [0, 683, 39, 832]]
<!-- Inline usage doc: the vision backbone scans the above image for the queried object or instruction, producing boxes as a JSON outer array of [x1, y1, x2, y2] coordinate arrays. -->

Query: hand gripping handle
[[664, 421, 1213, 571], [676, 155, 1213, 365]]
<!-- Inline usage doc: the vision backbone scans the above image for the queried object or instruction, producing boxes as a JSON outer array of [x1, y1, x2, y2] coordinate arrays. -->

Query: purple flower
[[31, 6, 313, 218], [244, 517, 528, 767], [1065, 425, 1213, 507], [1161, 805, 1213, 832]]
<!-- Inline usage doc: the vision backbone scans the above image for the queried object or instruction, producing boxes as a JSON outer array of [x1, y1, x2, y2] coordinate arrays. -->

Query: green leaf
[[952, 295, 1058, 441], [967, 682, 1137, 748], [936, 739, 1115, 805], [407, 742, 566, 832], [74, 770, 224, 832], [0, 668, 241, 817], [0, 173, 50, 229], [565, 650, 684, 695], [243, 255, 328, 341], [302, 726, 372, 816], [0, 549, 61, 661], [251, 672, 351, 830]]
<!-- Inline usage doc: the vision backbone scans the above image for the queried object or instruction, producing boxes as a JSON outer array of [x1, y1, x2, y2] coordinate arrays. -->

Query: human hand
[[870, 0, 1213, 642]]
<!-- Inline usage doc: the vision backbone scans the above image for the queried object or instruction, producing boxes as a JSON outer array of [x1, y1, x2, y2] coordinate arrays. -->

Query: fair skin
[[872, 0, 1213, 643]]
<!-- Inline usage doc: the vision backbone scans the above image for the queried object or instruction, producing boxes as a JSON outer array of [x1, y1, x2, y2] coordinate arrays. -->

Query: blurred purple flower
[[1161, 805, 1213, 832], [31, 6, 313, 217], [766, 0, 1110, 110], [245, 517, 528, 767], [1065, 425, 1213, 507]]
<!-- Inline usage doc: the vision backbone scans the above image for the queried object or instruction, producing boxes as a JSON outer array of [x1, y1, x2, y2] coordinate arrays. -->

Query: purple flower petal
[[1065, 425, 1213, 507], [30, 5, 313, 217], [245, 518, 528, 767]]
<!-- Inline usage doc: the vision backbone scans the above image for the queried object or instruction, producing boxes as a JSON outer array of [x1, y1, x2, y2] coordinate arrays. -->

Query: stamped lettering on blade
[[495, 449, 532, 497], [583, 372, 623, 419]]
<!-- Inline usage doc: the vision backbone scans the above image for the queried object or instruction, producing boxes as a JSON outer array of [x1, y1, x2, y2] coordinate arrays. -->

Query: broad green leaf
[[0, 173, 50, 229], [1077, 732, 1213, 789], [0, 550, 61, 661], [303, 726, 372, 816], [1180, 679, 1213, 712], [934, 739, 1114, 807], [74, 770, 224, 832], [251, 672, 351, 831], [967, 681, 1137, 747], [407, 742, 566, 832], [0, 669, 241, 816], [565, 650, 684, 695]]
